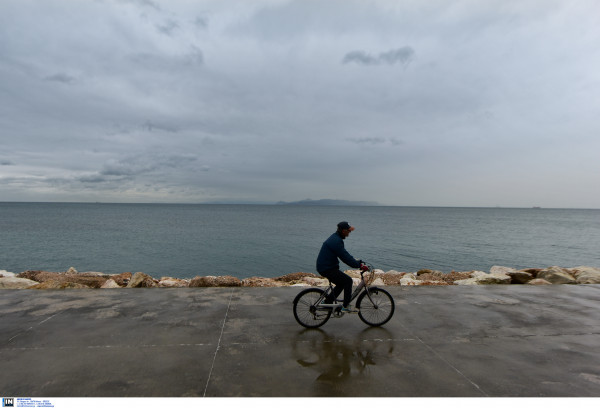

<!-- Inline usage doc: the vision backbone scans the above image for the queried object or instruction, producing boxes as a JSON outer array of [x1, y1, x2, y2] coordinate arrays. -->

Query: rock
[[17, 270, 60, 282], [101, 279, 121, 289], [110, 272, 132, 287], [400, 274, 422, 286], [490, 266, 517, 275], [420, 280, 450, 286], [0, 270, 16, 278], [79, 271, 108, 277], [454, 271, 511, 285], [189, 275, 242, 287], [417, 269, 442, 276], [382, 272, 406, 286], [371, 277, 385, 286], [29, 281, 90, 289], [506, 271, 534, 284], [520, 268, 542, 278], [441, 271, 473, 284], [417, 270, 444, 281], [528, 278, 552, 285], [275, 272, 318, 283], [16, 270, 108, 288], [570, 266, 600, 284], [241, 277, 284, 287], [0, 277, 39, 289], [127, 272, 158, 288], [65, 267, 78, 275], [158, 277, 190, 288], [303, 277, 329, 287], [65, 275, 108, 288], [537, 266, 576, 284]]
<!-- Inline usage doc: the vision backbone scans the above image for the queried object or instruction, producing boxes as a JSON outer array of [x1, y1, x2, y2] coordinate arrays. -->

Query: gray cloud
[[343, 47, 415, 66], [117, 0, 161, 11], [44, 73, 76, 84], [194, 16, 208, 30], [155, 19, 179, 36]]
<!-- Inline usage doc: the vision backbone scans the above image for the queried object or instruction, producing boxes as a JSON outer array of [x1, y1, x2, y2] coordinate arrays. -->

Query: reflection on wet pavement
[[292, 327, 395, 388]]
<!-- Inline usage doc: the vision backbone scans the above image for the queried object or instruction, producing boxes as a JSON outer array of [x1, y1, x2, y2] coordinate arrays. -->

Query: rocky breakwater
[[1, 265, 600, 290]]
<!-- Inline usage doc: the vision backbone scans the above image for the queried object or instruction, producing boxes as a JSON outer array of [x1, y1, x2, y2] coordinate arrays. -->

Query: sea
[[1, 202, 599, 280]]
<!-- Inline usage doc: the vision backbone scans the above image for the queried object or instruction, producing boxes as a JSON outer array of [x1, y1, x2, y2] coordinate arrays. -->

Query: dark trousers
[[319, 269, 353, 307]]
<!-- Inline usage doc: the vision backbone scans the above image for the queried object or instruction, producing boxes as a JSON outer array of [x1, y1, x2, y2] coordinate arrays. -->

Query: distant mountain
[[276, 199, 379, 206]]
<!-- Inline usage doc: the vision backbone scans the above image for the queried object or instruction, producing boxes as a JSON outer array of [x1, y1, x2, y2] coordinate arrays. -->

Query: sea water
[[1, 202, 599, 279]]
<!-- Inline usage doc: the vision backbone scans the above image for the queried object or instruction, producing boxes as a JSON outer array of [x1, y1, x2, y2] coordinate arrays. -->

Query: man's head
[[337, 221, 355, 238]]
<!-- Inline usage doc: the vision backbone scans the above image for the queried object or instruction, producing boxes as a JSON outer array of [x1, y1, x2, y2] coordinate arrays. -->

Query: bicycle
[[292, 264, 395, 328]]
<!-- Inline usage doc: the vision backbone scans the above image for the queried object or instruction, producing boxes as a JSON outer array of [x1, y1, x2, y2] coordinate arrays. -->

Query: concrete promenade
[[1, 285, 600, 397]]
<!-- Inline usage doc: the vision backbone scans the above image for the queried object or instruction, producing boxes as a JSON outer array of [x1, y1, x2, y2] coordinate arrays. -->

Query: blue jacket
[[316, 231, 361, 273]]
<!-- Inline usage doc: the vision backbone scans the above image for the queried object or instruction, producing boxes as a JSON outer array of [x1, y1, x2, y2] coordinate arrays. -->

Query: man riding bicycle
[[316, 221, 368, 313]]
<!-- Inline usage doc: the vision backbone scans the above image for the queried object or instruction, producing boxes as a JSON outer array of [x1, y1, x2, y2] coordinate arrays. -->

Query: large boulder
[[0, 277, 39, 289], [241, 277, 284, 287], [537, 266, 576, 284], [570, 266, 600, 284], [506, 271, 534, 284], [29, 281, 90, 289], [16, 270, 108, 288], [126, 272, 158, 288], [528, 278, 552, 285], [110, 272, 132, 287], [441, 271, 474, 284], [189, 275, 242, 287], [275, 272, 318, 284], [382, 272, 406, 286], [65, 267, 78, 275], [0, 270, 16, 278], [303, 277, 329, 287], [490, 266, 517, 275], [417, 270, 444, 281], [158, 277, 190, 288], [454, 271, 511, 285], [101, 279, 122, 289], [400, 273, 422, 286], [17, 270, 60, 282]]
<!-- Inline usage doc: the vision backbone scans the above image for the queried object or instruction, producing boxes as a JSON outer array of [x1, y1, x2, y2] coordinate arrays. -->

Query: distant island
[[276, 199, 380, 206]]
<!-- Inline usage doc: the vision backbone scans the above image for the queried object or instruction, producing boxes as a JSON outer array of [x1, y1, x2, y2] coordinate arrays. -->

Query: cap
[[337, 221, 355, 231]]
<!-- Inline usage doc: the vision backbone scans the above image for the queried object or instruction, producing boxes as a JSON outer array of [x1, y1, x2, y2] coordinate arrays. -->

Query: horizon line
[[0, 201, 598, 210]]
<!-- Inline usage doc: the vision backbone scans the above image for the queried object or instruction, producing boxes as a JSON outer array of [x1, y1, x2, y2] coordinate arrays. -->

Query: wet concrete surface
[[1, 285, 600, 397]]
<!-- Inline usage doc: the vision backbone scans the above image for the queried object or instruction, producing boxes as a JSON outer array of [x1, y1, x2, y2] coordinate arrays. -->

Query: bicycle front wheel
[[293, 288, 332, 328], [356, 287, 395, 327]]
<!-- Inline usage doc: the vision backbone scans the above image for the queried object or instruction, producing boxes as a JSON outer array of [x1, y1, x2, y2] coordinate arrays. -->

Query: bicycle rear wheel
[[356, 287, 395, 327], [293, 288, 332, 328]]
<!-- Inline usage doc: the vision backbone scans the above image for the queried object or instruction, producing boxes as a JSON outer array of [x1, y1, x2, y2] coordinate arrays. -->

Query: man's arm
[[331, 237, 361, 269]]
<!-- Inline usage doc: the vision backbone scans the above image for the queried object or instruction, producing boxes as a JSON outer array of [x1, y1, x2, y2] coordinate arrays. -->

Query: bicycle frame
[[316, 267, 375, 309]]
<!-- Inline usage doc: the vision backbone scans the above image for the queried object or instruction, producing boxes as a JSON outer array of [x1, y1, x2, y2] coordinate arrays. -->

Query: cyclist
[[316, 221, 368, 313]]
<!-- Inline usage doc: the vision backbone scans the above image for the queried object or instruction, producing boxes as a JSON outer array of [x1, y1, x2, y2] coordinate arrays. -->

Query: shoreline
[[1, 265, 600, 289]]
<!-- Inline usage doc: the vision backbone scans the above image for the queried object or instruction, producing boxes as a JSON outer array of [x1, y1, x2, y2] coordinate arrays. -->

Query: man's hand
[[360, 263, 369, 271]]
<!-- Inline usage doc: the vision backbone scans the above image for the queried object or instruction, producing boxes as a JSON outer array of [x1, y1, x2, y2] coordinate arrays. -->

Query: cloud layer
[[1, 0, 599, 207]]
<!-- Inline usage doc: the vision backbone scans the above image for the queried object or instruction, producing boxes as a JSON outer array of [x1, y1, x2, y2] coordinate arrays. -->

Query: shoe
[[341, 305, 358, 314]]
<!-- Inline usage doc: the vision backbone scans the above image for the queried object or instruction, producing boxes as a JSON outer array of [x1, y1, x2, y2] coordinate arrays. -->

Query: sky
[[1, 0, 599, 208]]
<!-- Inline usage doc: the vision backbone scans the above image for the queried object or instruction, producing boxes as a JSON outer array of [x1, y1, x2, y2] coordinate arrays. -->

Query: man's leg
[[320, 269, 352, 307]]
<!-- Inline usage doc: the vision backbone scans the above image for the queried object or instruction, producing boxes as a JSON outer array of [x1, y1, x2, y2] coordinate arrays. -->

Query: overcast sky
[[1, 0, 599, 207]]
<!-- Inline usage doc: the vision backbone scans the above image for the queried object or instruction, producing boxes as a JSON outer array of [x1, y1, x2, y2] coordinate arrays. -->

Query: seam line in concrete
[[203, 287, 234, 397], [398, 321, 489, 396], [6, 309, 66, 344], [413, 334, 489, 397]]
